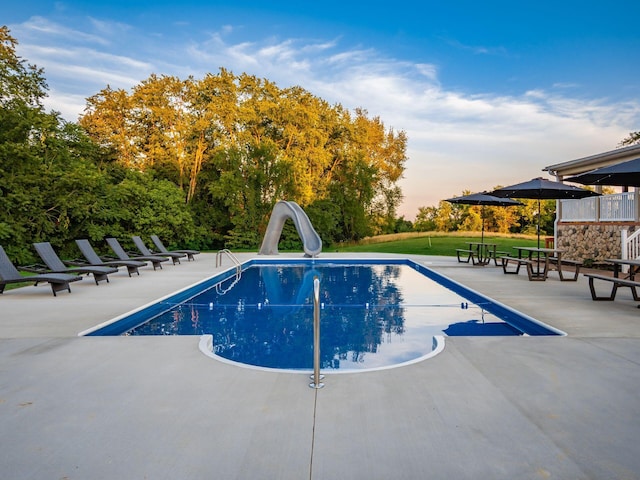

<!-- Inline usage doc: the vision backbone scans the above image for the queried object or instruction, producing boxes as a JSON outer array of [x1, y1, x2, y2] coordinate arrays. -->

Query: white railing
[[622, 228, 640, 260], [600, 192, 635, 221], [561, 197, 597, 221], [560, 192, 636, 222]]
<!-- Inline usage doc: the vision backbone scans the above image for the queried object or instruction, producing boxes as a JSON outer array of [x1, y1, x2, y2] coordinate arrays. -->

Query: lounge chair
[[132, 236, 185, 265], [106, 237, 169, 270], [32, 242, 118, 285], [150, 235, 200, 261], [0, 245, 82, 296], [73, 239, 148, 277]]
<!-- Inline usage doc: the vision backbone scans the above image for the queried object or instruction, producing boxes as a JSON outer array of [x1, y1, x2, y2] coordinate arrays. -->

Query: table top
[[467, 242, 497, 247]]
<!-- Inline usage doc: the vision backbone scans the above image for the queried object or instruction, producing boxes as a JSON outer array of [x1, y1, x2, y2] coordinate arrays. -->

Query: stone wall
[[556, 223, 639, 262]]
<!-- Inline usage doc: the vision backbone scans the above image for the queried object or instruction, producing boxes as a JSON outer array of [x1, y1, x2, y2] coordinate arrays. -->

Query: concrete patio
[[1, 252, 639, 479]]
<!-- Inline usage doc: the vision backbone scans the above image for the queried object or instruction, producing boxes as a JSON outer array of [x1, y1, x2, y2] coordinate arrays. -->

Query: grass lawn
[[334, 232, 540, 256], [3, 271, 55, 292], [3, 280, 34, 291]]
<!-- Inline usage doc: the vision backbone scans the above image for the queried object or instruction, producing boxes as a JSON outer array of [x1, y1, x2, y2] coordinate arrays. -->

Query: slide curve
[[259, 200, 322, 257]]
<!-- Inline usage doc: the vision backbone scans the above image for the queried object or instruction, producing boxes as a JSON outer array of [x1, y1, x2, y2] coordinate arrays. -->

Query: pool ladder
[[215, 249, 242, 295], [216, 249, 241, 275]]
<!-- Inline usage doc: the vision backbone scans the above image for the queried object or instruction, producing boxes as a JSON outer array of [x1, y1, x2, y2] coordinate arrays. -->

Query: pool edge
[[198, 333, 447, 374]]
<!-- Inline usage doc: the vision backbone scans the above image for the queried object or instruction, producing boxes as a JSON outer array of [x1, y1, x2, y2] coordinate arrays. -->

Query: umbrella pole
[[537, 198, 541, 249], [481, 205, 485, 243], [536, 198, 542, 275]]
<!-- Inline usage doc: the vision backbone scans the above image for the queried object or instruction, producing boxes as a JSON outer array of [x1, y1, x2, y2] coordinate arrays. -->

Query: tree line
[[1, 26, 407, 262], [412, 193, 557, 237]]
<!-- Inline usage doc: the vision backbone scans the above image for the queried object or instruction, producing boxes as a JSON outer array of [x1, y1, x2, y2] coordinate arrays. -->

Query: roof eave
[[544, 144, 640, 177]]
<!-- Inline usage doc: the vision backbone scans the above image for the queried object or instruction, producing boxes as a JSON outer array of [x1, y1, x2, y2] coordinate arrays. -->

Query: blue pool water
[[86, 259, 562, 371]]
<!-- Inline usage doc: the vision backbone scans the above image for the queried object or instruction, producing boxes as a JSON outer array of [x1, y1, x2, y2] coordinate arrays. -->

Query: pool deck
[[1, 252, 639, 479]]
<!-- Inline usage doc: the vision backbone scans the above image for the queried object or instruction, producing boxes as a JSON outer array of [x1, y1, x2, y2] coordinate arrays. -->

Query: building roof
[[544, 144, 640, 178]]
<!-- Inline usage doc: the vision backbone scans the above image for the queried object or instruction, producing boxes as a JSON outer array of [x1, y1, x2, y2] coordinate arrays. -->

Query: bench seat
[[500, 256, 544, 281], [456, 249, 478, 265], [584, 273, 640, 301], [549, 257, 582, 281]]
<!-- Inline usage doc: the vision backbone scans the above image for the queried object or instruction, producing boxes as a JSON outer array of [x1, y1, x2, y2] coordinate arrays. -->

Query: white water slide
[[258, 200, 322, 257]]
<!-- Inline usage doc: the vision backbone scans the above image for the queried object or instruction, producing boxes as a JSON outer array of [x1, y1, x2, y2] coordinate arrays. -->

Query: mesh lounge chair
[[106, 237, 169, 270], [74, 239, 148, 277], [150, 235, 200, 262], [132, 236, 185, 265], [32, 242, 118, 285], [0, 245, 82, 296]]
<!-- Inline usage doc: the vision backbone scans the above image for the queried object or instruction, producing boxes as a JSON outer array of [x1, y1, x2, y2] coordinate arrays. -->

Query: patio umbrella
[[444, 192, 523, 243], [565, 157, 640, 187], [491, 177, 600, 247]]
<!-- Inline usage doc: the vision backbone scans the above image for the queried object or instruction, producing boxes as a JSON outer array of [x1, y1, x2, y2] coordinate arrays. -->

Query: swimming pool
[[84, 258, 563, 372]]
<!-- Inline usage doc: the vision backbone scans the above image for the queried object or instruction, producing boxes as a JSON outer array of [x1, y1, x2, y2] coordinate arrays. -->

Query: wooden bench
[[500, 256, 543, 281], [549, 257, 582, 281], [584, 273, 640, 301], [456, 249, 478, 265]]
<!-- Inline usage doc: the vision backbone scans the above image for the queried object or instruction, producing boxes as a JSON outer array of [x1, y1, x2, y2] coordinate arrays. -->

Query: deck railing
[[560, 192, 637, 222], [561, 197, 598, 221], [622, 228, 640, 260]]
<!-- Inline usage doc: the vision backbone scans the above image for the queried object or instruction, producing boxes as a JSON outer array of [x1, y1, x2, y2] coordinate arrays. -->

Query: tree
[[413, 206, 438, 231], [79, 69, 408, 246], [458, 208, 482, 232], [0, 26, 65, 260], [433, 201, 456, 232], [1, 27, 197, 261], [0, 26, 48, 109], [81, 86, 137, 167], [485, 203, 521, 233], [619, 131, 640, 147]]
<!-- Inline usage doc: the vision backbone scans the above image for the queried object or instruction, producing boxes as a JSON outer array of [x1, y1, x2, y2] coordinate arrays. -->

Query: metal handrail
[[216, 249, 241, 275], [309, 276, 324, 389], [214, 249, 242, 295]]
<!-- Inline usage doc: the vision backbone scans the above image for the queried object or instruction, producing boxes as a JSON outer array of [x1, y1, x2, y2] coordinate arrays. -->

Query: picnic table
[[456, 242, 501, 266], [584, 258, 640, 303], [468, 242, 499, 266], [605, 258, 640, 280], [502, 246, 580, 281]]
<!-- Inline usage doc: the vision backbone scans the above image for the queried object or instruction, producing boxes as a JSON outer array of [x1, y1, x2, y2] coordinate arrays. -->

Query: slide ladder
[[258, 200, 322, 257]]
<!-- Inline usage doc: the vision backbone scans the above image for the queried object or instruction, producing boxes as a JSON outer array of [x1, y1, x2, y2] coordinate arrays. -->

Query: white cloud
[[18, 16, 112, 46], [9, 16, 640, 219], [441, 36, 511, 57], [416, 63, 439, 82], [44, 88, 88, 121]]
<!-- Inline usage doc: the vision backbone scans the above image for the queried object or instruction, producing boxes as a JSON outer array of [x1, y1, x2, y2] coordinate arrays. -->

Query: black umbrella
[[565, 157, 640, 187], [445, 192, 523, 243], [491, 177, 600, 247]]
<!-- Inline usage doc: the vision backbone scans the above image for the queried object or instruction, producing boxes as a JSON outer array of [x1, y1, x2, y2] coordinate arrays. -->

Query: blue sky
[[5, 1, 640, 219]]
